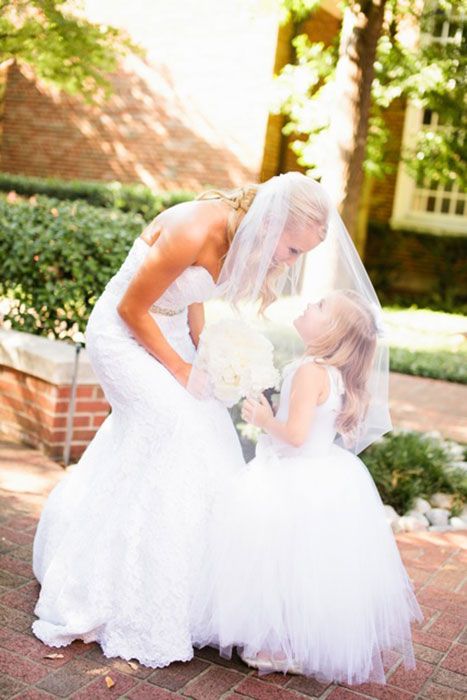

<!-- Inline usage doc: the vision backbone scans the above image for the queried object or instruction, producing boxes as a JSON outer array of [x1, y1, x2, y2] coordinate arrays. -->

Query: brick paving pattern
[[1, 438, 466, 700], [389, 373, 467, 444]]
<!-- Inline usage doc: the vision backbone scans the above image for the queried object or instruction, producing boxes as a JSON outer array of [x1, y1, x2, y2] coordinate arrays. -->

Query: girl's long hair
[[306, 290, 379, 443]]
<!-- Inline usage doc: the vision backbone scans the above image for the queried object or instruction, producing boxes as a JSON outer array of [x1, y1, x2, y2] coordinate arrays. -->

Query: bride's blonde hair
[[196, 184, 259, 244], [196, 177, 329, 311], [306, 290, 379, 442]]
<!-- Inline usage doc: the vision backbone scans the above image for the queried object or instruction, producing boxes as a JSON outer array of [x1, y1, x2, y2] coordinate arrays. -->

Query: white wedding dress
[[191, 356, 424, 685], [31, 236, 245, 668]]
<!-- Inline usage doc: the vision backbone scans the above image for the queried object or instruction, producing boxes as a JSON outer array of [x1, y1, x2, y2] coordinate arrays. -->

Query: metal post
[[63, 341, 83, 467]]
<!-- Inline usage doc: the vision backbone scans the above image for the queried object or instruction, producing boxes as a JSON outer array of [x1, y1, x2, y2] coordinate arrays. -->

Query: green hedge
[[0, 194, 145, 338], [0, 172, 194, 220], [360, 431, 467, 514], [390, 346, 466, 384], [365, 222, 467, 314]]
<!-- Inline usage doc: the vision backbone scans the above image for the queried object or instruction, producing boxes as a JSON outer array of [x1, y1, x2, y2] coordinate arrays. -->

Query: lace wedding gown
[[31, 236, 245, 668]]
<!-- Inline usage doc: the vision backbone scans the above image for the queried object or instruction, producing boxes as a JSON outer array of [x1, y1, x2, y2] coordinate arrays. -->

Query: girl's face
[[293, 296, 335, 344], [272, 225, 323, 267]]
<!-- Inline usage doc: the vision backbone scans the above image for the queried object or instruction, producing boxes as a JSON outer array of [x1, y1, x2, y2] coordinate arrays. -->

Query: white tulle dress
[[190, 356, 424, 685], [31, 236, 245, 668]]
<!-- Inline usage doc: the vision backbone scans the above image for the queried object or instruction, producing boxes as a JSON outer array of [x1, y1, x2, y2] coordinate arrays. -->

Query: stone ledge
[[0, 328, 97, 385]]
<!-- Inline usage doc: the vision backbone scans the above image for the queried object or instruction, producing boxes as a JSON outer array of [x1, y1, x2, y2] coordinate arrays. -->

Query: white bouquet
[[195, 319, 280, 407]]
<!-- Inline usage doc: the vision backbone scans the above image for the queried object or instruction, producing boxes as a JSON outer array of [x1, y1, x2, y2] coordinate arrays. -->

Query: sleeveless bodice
[[258, 356, 345, 459], [87, 237, 218, 364], [102, 237, 217, 311]]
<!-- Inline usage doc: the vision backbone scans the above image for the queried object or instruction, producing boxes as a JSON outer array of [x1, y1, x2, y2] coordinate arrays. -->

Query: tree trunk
[[355, 172, 374, 258], [321, 0, 387, 241]]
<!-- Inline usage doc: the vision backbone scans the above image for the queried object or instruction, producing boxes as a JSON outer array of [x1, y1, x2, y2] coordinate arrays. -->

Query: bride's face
[[272, 225, 323, 267]]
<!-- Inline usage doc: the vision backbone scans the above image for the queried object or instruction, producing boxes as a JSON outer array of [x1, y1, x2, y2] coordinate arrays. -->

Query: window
[[391, 3, 466, 234]]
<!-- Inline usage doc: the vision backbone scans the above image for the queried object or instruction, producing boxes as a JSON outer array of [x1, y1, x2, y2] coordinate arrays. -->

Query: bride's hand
[[177, 363, 213, 399], [173, 362, 192, 388]]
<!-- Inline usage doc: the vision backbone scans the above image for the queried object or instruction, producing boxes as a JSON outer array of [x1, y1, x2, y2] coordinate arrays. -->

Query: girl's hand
[[241, 394, 273, 429]]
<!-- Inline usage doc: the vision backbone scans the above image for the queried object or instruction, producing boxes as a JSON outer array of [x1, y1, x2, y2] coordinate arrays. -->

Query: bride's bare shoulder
[[139, 199, 227, 248]]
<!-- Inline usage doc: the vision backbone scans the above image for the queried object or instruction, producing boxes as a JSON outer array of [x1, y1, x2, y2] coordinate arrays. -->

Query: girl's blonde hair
[[306, 290, 379, 442], [196, 177, 330, 312]]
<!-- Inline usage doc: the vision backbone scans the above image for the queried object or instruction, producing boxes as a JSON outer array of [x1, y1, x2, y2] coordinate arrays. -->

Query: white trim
[[391, 103, 466, 235]]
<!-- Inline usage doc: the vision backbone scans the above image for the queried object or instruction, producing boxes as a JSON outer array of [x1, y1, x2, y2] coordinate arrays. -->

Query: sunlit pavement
[[1, 429, 466, 699], [389, 373, 467, 444]]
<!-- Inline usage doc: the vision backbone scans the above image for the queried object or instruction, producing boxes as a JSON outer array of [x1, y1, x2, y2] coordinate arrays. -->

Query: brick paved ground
[[389, 373, 467, 444], [1, 440, 466, 699]]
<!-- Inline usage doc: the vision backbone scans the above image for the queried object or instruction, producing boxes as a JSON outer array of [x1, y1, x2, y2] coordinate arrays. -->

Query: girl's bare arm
[[242, 363, 328, 446]]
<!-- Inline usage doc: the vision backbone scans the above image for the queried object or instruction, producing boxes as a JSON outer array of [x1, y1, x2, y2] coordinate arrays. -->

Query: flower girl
[[190, 289, 424, 685]]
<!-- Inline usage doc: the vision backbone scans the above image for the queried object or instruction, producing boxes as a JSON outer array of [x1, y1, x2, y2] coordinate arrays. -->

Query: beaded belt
[[149, 303, 186, 316]]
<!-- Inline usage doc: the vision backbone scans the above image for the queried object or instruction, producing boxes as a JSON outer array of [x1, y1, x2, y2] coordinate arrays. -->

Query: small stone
[[430, 493, 455, 509], [391, 518, 404, 533], [404, 510, 430, 526], [425, 507, 450, 526], [428, 524, 453, 532], [412, 497, 431, 514], [384, 505, 399, 524], [449, 517, 467, 530], [399, 515, 428, 532]]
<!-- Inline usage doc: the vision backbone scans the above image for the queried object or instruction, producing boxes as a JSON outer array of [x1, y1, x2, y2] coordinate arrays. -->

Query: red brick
[[420, 681, 467, 699], [0, 554, 34, 578], [326, 689, 367, 700], [126, 683, 181, 699], [387, 660, 435, 694], [71, 669, 138, 698], [235, 676, 304, 700], [92, 413, 107, 428], [75, 400, 110, 413], [431, 667, 467, 694], [0, 527, 35, 545], [147, 658, 209, 691], [183, 666, 242, 700], [426, 613, 465, 642], [441, 643, 467, 675], [70, 429, 99, 441], [0, 588, 39, 615], [52, 414, 91, 428], [0, 647, 50, 683]]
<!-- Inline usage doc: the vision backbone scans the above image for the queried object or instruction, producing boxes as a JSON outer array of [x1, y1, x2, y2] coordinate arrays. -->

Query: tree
[[274, 0, 466, 251], [0, 0, 139, 101]]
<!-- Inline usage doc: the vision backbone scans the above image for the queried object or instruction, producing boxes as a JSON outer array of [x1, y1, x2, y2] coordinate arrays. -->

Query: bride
[[31, 172, 331, 668]]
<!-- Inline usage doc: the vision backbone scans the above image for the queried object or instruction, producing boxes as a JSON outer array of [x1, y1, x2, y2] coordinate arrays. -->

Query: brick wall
[[0, 365, 110, 462], [0, 0, 280, 190]]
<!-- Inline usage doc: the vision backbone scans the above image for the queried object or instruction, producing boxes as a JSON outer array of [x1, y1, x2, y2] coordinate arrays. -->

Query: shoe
[[239, 650, 302, 675]]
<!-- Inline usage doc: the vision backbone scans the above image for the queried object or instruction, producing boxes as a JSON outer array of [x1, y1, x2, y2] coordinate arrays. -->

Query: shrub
[[0, 194, 145, 339], [360, 430, 467, 514], [0, 172, 194, 219], [390, 347, 466, 384], [365, 221, 467, 314]]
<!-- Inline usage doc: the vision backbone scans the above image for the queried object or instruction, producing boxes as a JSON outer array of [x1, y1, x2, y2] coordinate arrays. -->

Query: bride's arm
[[116, 212, 208, 387]]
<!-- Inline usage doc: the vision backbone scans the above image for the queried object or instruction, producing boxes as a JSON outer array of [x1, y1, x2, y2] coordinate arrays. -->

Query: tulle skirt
[[190, 441, 424, 685]]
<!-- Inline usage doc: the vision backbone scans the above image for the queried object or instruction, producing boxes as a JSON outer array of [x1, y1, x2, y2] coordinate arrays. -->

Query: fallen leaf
[[105, 675, 115, 688], [43, 653, 64, 659], [127, 661, 139, 670]]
